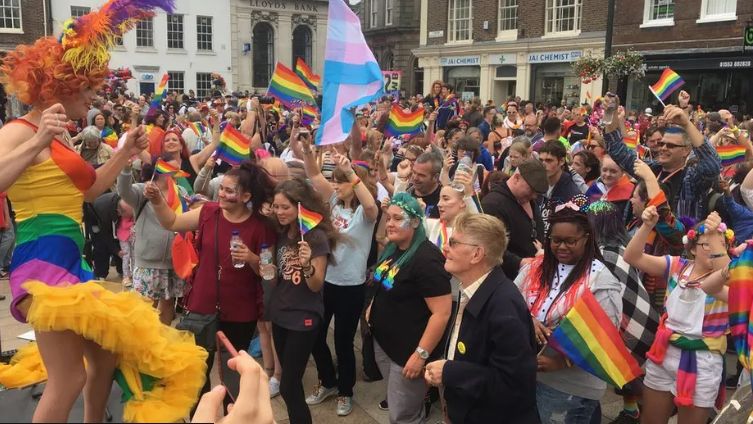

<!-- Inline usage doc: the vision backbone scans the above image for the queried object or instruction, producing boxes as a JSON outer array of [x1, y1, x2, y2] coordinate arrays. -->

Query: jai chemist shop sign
[[527, 50, 582, 64], [440, 56, 481, 67]]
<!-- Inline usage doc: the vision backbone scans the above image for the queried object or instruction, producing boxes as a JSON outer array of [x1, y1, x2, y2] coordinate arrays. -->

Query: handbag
[[176, 211, 221, 351]]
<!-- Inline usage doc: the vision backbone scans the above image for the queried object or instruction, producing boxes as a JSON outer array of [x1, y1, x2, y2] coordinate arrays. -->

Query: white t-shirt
[[325, 193, 376, 286]]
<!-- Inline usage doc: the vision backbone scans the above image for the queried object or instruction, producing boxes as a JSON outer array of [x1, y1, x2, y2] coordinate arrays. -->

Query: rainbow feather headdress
[[59, 0, 175, 72]]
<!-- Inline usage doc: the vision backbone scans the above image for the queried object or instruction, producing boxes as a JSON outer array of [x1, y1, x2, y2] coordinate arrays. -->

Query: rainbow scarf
[[298, 203, 323, 235], [374, 258, 399, 290], [384, 105, 424, 138], [728, 241, 753, 372], [295, 57, 321, 92], [216, 125, 250, 166], [101, 127, 118, 148], [267, 61, 316, 109], [649, 68, 685, 102], [189, 122, 205, 138], [716, 144, 746, 168]]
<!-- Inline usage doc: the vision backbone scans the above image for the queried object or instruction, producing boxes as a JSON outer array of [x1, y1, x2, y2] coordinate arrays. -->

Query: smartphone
[[216, 331, 240, 403]]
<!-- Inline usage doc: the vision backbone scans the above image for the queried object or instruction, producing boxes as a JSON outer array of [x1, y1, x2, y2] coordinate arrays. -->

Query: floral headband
[[389, 198, 423, 219], [683, 223, 735, 247]]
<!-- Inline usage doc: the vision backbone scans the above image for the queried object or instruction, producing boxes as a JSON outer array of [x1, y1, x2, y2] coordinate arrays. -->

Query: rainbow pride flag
[[298, 203, 323, 235], [150, 73, 170, 109], [101, 127, 118, 148], [154, 158, 189, 178], [716, 144, 747, 167], [384, 105, 424, 138], [295, 58, 321, 92], [623, 131, 639, 150], [302, 104, 319, 126], [649, 68, 684, 103], [729, 241, 753, 372], [549, 289, 643, 388], [216, 125, 250, 166], [188, 122, 205, 138], [436, 220, 448, 254], [267, 62, 316, 109], [165, 179, 187, 215]]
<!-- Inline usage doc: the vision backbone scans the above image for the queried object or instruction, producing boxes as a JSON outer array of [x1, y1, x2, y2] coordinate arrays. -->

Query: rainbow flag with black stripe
[[384, 105, 424, 138], [716, 144, 746, 167], [549, 288, 643, 388], [649, 68, 684, 103], [295, 58, 321, 92], [216, 125, 250, 166], [266, 62, 316, 109]]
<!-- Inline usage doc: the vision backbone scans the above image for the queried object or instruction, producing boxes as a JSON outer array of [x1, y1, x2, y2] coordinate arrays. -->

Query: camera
[[258, 96, 277, 105]]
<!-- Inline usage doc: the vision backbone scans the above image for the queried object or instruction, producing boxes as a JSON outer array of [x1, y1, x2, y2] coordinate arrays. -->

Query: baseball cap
[[644, 107, 653, 117], [517, 159, 548, 194]]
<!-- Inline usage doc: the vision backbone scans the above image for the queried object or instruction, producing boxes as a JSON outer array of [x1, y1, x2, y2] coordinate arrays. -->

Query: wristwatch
[[415, 346, 429, 360]]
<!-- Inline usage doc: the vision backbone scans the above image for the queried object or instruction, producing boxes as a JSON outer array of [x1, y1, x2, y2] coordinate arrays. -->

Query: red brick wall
[[613, 0, 753, 51], [0, 0, 50, 49]]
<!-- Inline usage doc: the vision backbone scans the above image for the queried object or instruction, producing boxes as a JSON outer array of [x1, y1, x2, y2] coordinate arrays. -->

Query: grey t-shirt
[[268, 228, 330, 331], [325, 194, 376, 286]]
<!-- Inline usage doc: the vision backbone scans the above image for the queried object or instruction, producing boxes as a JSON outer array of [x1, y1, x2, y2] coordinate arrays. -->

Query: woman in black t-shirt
[[367, 192, 452, 423]]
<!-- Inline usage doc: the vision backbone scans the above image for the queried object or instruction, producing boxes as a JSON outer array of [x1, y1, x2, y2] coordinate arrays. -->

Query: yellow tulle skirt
[[0, 281, 208, 423]]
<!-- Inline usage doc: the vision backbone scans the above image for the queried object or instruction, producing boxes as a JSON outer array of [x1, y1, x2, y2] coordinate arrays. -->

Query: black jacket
[[481, 182, 544, 279], [442, 266, 540, 424]]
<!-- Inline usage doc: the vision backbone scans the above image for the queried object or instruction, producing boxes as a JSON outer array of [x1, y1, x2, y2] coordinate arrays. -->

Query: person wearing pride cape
[[624, 209, 731, 424], [0, 1, 208, 423]]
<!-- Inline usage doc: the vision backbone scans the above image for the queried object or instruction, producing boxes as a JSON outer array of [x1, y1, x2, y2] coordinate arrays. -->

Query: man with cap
[[481, 159, 547, 279]]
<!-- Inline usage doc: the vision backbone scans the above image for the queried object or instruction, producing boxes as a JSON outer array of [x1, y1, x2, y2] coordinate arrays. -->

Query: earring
[[246, 199, 253, 210]]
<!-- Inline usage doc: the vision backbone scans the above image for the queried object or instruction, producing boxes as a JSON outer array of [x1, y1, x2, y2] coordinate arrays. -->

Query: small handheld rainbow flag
[[189, 122, 205, 138], [384, 105, 424, 138], [298, 202, 323, 239], [716, 144, 747, 168], [649, 68, 684, 105], [165, 179, 188, 215], [295, 58, 321, 92], [216, 125, 250, 166], [154, 158, 190, 178], [623, 131, 639, 150], [728, 241, 753, 372], [549, 289, 643, 389], [150, 73, 170, 109], [302, 104, 319, 126], [101, 127, 118, 148], [267, 62, 316, 109], [436, 220, 448, 255]]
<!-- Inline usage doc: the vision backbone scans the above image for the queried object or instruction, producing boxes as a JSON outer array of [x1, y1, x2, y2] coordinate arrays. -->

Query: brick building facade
[[413, 0, 608, 105], [612, 0, 753, 114], [360, 0, 421, 97]]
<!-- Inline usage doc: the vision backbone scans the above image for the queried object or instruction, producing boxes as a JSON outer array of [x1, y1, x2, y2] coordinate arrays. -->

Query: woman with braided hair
[[366, 192, 452, 424]]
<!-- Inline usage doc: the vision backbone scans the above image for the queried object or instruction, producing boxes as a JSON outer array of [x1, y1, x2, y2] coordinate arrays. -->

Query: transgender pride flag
[[315, 0, 384, 146]]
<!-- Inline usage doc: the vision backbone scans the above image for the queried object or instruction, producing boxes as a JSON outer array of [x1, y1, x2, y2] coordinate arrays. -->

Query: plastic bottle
[[452, 154, 474, 192], [230, 230, 245, 269], [602, 93, 618, 126], [260, 244, 275, 280]]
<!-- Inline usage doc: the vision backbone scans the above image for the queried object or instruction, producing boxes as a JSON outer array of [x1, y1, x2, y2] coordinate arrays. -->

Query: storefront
[[490, 53, 517, 103], [528, 50, 583, 107], [441, 55, 481, 99], [627, 53, 753, 114]]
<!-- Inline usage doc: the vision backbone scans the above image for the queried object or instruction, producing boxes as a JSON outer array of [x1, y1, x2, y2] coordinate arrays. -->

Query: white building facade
[[230, 0, 328, 93], [49, 1, 233, 98]]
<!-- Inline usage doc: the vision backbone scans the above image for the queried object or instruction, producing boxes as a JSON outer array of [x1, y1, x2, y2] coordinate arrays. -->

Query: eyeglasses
[[585, 144, 601, 150], [448, 237, 479, 248], [657, 141, 686, 149], [696, 242, 713, 251], [549, 236, 586, 248]]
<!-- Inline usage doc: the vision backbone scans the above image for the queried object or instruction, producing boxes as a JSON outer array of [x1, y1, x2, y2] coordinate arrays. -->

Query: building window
[[699, 0, 736, 22], [167, 72, 184, 94], [136, 18, 154, 48], [498, 0, 518, 35], [292, 26, 313, 66], [196, 73, 212, 99], [448, 0, 472, 42], [114, 36, 123, 46], [70, 6, 90, 18], [545, 0, 582, 34], [252, 22, 275, 88], [0, 0, 22, 32], [385, 0, 393, 26], [197, 16, 213, 51], [642, 0, 674, 26], [370, 0, 378, 28], [167, 14, 184, 49]]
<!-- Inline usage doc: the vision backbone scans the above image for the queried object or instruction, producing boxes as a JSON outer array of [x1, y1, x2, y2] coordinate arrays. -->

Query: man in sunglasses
[[604, 100, 720, 220]]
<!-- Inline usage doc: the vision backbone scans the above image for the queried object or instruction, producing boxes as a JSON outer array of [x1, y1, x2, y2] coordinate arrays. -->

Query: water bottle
[[602, 93, 618, 126], [452, 154, 474, 192], [259, 244, 275, 280], [230, 230, 245, 269]]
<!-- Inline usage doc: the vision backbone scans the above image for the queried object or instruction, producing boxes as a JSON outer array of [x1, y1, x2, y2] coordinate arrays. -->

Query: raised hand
[[641, 205, 660, 228], [37, 104, 68, 147], [663, 105, 690, 128], [122, 125, 149, 156], [143, 181, 163, 204]]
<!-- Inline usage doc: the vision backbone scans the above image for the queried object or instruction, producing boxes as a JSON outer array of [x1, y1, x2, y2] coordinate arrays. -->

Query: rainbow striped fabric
[[216, 125, 250, 166], [302, 104, 319, 126], [298, 203, 323, 235], [150, 73, 170, 109], [295, 58, 321, 92], [267, 62, 316, 109], [188, 122, 205, 138], [728, 242, 753, 372], [384, 105, 424, 138], [716, 144, 746, 167], [165, 179, 187, 215], [623, 131, 639, 150], [549, 288, 643, 388], [154, 158, 189, 178], [101, 127, 118, 148], [436, 220, 448, 255], [649, 68, 685, 102]]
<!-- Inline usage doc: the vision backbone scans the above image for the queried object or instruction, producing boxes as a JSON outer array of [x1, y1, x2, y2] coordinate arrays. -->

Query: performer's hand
[[144, 181, 163, 204], [192, 350, 274, 424], [424, 359, 446, 386], [36, 104, 68, 147], [123, 126, 148, 156]]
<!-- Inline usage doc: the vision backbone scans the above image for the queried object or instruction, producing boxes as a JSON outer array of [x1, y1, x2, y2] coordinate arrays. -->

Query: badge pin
[[457, 341, 466, 355]]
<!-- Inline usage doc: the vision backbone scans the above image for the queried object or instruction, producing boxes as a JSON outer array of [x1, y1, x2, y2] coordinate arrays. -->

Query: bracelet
[[303, 264, 315, 279], [351, 177, 362, 187]]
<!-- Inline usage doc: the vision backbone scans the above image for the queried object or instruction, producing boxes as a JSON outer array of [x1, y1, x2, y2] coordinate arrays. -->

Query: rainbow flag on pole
[[154, 158, 189, 178], [649, 68, 685, 103], [549, 289, 643, 389], [384, 105, 424, 138], [216, 125, 250, 166], [716, 144, 747, 167], [728, 242, 753, 372], [295, 58, 321, 92], [298, 203, 323, 235], [165, 179, 187, 215], [150, 73, 170, 109], [267, 62, 316, 109]]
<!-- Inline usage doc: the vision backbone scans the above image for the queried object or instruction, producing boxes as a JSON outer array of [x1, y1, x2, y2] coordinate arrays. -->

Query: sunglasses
[[657, 141, 686, 149]]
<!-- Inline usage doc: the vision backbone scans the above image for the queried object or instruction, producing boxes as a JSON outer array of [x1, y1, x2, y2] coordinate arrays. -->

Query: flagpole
[[298, 202, 304, 242], [648, 86, 666, 109]]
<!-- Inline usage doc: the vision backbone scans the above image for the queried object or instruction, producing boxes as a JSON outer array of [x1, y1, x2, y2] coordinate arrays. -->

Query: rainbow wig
[[1, 0, 174, 106]]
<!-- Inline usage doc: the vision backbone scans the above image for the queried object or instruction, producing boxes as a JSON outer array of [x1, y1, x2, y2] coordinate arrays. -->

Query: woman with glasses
[[367, 192, 452, 424], [504, 102, 524, 133], [625, 209, 730, 424], [514, 202, 622, 423], [583, 127, 606, 159]]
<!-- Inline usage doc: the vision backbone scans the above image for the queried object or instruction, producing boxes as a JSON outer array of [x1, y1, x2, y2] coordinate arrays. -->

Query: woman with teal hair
[[366, 192, 452, 423]]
